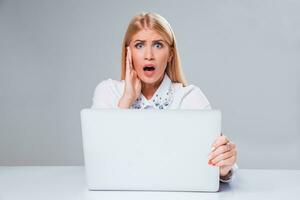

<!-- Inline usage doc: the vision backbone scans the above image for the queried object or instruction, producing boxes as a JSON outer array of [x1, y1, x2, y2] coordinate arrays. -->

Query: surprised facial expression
[[129, 29, 172, 85]]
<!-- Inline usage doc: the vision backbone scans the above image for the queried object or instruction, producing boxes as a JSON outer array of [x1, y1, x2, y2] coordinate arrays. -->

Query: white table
[[0, 167, 299, 200]]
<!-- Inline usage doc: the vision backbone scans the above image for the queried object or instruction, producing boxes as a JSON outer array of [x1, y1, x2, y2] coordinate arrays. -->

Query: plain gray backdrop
[[0, 0, 299, 169]]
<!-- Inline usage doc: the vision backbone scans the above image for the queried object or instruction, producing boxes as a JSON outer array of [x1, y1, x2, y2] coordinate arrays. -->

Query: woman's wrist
[[118, 95, 134, 108], [220, 169, 233, 181]]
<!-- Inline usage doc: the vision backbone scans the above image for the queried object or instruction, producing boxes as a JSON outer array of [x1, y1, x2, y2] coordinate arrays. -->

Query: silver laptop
[[80, 109, 221, 192]]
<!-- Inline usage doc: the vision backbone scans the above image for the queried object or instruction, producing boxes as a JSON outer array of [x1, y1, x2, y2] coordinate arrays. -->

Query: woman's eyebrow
[[133, 39, 165, 43], [133, 40, 146, 43], [152, 39, 164, 43]]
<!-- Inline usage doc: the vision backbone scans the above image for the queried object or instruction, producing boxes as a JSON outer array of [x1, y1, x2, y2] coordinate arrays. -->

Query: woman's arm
[[91, 79, 120, 109]]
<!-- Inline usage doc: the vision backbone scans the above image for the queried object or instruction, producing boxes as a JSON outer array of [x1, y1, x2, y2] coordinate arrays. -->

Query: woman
[[92, 12, 238, 182]]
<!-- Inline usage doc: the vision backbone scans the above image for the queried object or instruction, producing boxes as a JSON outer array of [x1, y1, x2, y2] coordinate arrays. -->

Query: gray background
[[0, 0, 299, 169]]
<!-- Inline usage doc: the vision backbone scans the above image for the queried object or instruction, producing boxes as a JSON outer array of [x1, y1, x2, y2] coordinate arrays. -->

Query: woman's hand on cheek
[[208, 134, 237, 177], [118, 47, 142, 108], [126, 47, 141, 98]]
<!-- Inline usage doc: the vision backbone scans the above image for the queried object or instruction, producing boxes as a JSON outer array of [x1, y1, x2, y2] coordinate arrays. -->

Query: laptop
[[80, 109, 221, 192]]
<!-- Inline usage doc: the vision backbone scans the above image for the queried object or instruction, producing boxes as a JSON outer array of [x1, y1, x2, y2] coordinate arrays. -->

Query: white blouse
[[91, 74, 212, 110], [91, 73, 237, 182]]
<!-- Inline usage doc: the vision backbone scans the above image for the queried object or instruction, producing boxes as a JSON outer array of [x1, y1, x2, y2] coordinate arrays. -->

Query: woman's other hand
[[118, 47, 142, 108], [208, 134, 237, 177]]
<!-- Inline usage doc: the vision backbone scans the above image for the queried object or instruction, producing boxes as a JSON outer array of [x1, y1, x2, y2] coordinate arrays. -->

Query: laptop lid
[[81, 109, 221, 192]]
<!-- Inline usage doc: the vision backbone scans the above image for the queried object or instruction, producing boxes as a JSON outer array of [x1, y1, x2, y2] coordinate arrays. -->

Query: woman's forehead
[[131, 28, 165, 41]]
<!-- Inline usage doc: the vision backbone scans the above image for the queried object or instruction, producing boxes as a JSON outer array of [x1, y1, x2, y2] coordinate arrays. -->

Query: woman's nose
[[144, 46, 154, 60]]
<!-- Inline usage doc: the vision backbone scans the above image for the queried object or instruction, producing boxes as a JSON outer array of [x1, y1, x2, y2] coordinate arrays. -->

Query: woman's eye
[[134, 43, 144, 49], [154, 42, 163, 49]]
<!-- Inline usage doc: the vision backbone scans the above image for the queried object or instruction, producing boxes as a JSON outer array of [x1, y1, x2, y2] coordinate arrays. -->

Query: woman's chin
[[139, 74, 163, 85]]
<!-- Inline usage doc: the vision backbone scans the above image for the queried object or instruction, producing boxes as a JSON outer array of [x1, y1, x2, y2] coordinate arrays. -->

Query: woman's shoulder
[[91, 78, 124, 108], [171, 82, 211, 109], [94, 78, 124, 94], [95, 78, 124, 88], [172, 82, 205, 95]]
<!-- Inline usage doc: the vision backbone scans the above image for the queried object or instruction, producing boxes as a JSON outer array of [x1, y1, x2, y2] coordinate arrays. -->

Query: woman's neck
[[141, 75, 164, 100]]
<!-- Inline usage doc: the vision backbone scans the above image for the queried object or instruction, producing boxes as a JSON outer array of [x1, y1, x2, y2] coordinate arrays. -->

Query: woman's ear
[[168, 48, 174, 62]]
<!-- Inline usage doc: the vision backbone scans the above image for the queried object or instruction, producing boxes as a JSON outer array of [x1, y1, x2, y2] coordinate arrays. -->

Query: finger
[[208, 142, 234, 161], [125, 47, 131, 77], [210, 133, 222, 151], [127, 46, 133, 70], [211, 135, 229, 150], [215, 154, 236, 167], [210, 148, 235, 165]]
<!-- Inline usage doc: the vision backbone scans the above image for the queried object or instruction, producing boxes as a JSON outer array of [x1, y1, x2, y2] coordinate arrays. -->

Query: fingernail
[[211, 147, 216, 151]]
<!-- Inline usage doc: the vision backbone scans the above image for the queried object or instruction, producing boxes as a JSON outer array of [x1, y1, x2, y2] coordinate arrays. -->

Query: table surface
[[0, 166, 299, 200]]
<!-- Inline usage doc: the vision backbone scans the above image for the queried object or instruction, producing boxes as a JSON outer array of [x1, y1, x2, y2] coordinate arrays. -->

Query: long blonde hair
[[120, 12, 187, 86]]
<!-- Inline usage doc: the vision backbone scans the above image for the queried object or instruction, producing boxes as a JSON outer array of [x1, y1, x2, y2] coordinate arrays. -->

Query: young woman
[[91, 12, 238, 182]]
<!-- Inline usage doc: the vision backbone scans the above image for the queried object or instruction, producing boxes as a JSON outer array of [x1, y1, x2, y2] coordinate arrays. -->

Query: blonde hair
[[120, 12, 187, 86]]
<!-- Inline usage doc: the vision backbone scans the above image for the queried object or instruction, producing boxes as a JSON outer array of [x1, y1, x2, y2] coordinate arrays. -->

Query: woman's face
[[129, 28, 172, 85]]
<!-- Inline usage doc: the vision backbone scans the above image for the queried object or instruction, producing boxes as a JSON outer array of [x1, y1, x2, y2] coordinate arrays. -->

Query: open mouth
[[143, 66, 156, 71]]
